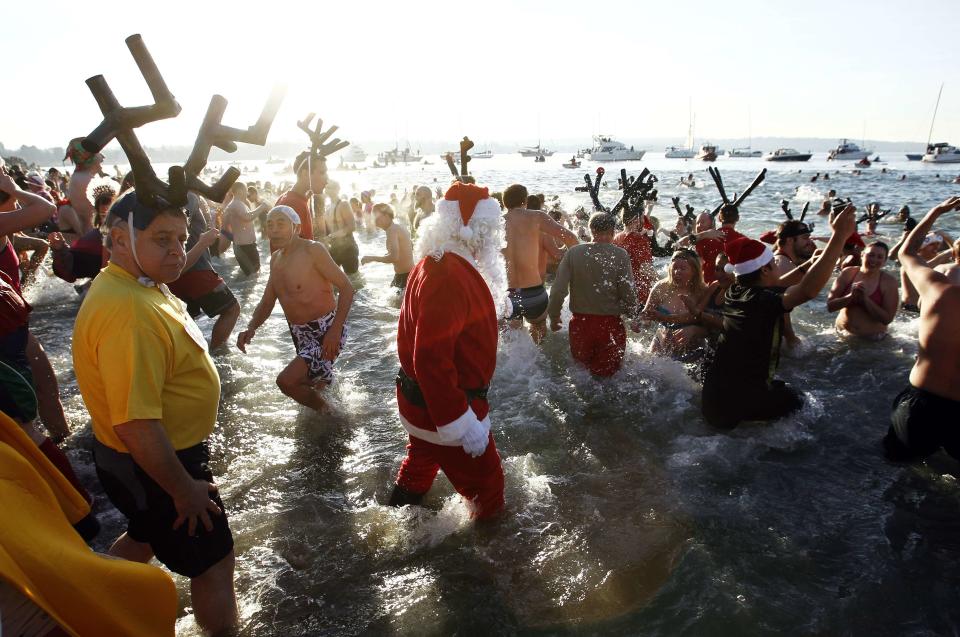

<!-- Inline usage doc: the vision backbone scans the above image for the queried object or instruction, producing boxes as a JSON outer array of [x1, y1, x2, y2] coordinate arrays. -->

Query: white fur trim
[[399, 411, 489, 446], [732, 245, 774, 276], [436, 197, 502, 223], [437, 406, 476, 442], [459, 225, 474, 241]]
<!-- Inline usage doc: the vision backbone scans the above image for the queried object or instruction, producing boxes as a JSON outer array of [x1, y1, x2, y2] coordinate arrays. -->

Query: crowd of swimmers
[[1, 141, 958, 635]]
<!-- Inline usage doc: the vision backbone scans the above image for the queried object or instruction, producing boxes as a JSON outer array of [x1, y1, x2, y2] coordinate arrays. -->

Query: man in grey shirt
[[548, 212, 639, 376]]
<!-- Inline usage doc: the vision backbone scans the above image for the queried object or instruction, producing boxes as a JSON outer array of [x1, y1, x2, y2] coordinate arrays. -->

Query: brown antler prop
[[182, 85, 287, 202], [459, 136, 474, 176], [297, 113, 350, 158]]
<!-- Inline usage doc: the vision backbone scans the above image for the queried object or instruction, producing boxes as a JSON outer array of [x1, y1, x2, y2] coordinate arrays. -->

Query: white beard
[[414, 211, 510, 318]]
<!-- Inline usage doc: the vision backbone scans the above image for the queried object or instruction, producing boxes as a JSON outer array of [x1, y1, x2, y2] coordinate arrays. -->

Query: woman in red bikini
[[827, 241, 899, 340]]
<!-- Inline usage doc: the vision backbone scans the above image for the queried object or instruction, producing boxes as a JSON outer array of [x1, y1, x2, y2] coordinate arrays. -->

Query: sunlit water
[[28, 153, 960, 635]]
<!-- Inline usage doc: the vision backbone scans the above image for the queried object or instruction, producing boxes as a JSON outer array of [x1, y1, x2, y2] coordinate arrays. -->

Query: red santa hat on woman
[[415, 181, 509, 315], [724, 236, 774, 276]]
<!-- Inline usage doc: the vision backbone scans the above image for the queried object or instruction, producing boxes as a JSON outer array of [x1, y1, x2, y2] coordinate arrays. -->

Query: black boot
[[388, 484, 425, 507]]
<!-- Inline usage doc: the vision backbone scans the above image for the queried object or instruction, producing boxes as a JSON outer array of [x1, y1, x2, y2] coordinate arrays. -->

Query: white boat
[[728, 147, 762, 158], [764, 148, 812, 162], [343, 146, 367, 163], [471, 150, 494, 159], [586, 135, 645, 161], [827, 139, 871, 161], [518, 144, 554, 157], [377, 146, 422, 164], [664, 146, 696, 158], [922, 142, 960, 163]]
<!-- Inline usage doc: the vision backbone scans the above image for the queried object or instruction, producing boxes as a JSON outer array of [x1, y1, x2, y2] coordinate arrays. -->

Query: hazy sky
[[4, 0, 959, 150]]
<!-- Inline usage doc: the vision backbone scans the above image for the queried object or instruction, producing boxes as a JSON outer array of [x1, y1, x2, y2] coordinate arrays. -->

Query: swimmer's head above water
[[266, 205, 301, 248]]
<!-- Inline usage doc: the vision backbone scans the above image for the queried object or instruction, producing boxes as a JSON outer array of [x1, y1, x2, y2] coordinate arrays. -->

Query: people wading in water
[[827, 241, 898, 340]]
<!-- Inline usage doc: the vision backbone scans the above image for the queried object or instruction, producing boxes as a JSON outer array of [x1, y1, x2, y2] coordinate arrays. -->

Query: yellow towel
[[0, 413, 177, 636]]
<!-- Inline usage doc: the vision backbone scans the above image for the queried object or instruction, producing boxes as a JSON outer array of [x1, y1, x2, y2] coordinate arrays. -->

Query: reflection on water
[[27, 158, 960, 635]]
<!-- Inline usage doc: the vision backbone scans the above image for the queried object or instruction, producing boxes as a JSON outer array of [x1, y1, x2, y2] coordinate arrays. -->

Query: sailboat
[[729, 110, 762, 157], [920, 84, 960, 163], [665, 103, 696, 158]]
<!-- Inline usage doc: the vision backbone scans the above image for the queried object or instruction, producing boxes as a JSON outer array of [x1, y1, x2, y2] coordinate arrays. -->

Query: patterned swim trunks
[[288, 311, 348, 383]]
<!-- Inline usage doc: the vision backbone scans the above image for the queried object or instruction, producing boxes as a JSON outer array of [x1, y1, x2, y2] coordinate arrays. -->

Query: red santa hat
[[759, 230, 777, 244], [724, 236, 774, 276], [436, 182, 502, 241]]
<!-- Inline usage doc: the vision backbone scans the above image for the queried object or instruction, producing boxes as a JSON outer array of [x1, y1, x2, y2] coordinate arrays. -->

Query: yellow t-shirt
[[72, 262, 220, 452]]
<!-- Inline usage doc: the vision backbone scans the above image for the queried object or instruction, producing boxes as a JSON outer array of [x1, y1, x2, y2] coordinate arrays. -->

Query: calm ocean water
[[28, 152, 960, 636]]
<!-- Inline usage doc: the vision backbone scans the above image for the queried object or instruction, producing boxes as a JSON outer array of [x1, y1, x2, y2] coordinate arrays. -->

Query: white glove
[[460, 416, 490, 458]]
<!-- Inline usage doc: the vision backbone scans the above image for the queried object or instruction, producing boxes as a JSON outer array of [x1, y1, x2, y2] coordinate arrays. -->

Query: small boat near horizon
[[562, 157, 581, 168], [728, 147, 763, 158], [764, 148, 812, 162], [664, 145, 696, 158], [377, 146, 422, 164], [586, 135, 645, 161], [343, 145, 367, 163], [828, 139, 871, 161], [518, 143, 554, 157]]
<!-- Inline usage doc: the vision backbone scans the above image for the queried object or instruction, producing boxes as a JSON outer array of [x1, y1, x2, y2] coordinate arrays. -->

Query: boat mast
[[927, 83, 943, 147]]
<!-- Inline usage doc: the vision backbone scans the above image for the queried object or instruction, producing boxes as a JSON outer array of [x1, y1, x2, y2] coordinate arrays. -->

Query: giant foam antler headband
[[81, 34, 284, 207], [296, 113, 349, 159], [708, 167, 767, 218]]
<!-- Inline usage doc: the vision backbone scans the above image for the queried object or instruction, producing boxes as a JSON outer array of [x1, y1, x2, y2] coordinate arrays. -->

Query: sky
[[3, 0, 959, 151]]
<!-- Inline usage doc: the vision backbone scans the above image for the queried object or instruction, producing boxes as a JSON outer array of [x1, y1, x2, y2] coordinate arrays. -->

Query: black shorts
[[507, 285, 549, 321], [883, 384, 960, 461], [186, 283, 237, 320], [94, 440, 233, 578], [701, 378, 803, 429], [234, 243, 261, 275], [329, 238, 359, 274], [391, 272, 409, 290]]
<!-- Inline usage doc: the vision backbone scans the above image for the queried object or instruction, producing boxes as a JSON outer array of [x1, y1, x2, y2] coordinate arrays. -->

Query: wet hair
[[293, 151, 325, 175], [548, 208, 562, 222], [490, 192, 504, 210], [867, 241, 889, 257], [526, 193, 544, 210], [372, 203, 394, 218], [588, 212, 615, 235], [718, 204, 739, 224], [503, 183, 528, 209], [776, 220, 811, 246], [668, 249, 705, 295]]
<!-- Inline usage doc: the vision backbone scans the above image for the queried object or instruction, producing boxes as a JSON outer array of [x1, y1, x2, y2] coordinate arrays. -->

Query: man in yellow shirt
[[72, 191, 238, 635]]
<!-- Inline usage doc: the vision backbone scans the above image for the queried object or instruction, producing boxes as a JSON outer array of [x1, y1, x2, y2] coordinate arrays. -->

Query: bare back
[[505, 209, 570, 288], [911, 285, 960, 400], [386, 223, 414, 274], [225, 199, 256, 245], [269, 241, 338, 324]]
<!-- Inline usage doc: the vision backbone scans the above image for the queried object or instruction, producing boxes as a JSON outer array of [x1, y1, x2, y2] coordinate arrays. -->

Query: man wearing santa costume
[[388, 181, 508, 520], [701, 204, 856, 429]]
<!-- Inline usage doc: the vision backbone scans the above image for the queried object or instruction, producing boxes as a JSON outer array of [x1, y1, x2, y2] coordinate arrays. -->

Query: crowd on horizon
[[1, 129, 959, 636]]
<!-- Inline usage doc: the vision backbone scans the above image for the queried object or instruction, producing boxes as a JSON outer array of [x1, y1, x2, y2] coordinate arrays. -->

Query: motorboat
[[922, 142, 960, 163], [695, 144, 718, 161], [905, 153, 923, 161], [471, 150, 494, 159], [377, 146, 423, 164], [343, 146, 367, 163], [855, 157, 871, 168], [518, 144, 554, 157], [827, 139, 871, 161], [664, 146, 696, 158], [562, 159, 581, 168], [764, 148, 812, 162], [585, 135, 645, 161], [728, 147, 762, 158]]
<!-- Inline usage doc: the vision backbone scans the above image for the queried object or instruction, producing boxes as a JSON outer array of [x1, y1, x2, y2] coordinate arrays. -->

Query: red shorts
[[395, 434, 504, 520], [168, 269, 222, 300], [569, 313, 626, 377]]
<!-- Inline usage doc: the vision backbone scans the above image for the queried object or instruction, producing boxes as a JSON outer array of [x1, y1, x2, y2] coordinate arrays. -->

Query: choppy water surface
[[30, 155, 960, 636]]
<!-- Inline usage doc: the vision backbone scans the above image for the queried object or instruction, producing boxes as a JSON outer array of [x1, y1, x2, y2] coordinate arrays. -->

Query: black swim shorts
[[883, 384, 960, 461], [507, 285, 549, 322], [94, 440, 233, 578], [701, 379, 803, 429], [234, 243, 261, 276], [186, 283, 237, 320], [391, 272, 409, 290], [329, 237, 360, 274]]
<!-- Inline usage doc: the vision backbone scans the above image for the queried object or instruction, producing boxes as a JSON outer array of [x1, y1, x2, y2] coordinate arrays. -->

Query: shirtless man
[[360, 203, 414, 290], [934, 239, 960, 284], [884, 196, 960, 462], [770, 219, 817, 346], [247, 185, 272, 242], [317, 181, 359, 274], [237, 206, 354, 411], [502, 183, 578, 343], [412, 186, 435, 231], [61, 137, 104, 236], [827, 241, 898, 339], [223, 181, 260, 275]]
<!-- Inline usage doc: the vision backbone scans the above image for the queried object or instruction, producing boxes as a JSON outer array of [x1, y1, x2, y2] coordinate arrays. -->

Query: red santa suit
[[391, 182, 505, 520]]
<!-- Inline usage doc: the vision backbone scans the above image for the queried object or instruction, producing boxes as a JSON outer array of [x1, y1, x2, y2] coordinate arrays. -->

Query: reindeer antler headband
[[81, 34, 284, 209]]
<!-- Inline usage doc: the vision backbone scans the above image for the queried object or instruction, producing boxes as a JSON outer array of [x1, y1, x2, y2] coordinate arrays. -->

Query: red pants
[[395, 433, 504, 520], [569, 313, 626, 377]]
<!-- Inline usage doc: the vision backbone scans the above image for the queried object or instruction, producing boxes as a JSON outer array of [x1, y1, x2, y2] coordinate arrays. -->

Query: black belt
[[396, 367, 489, 408]]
